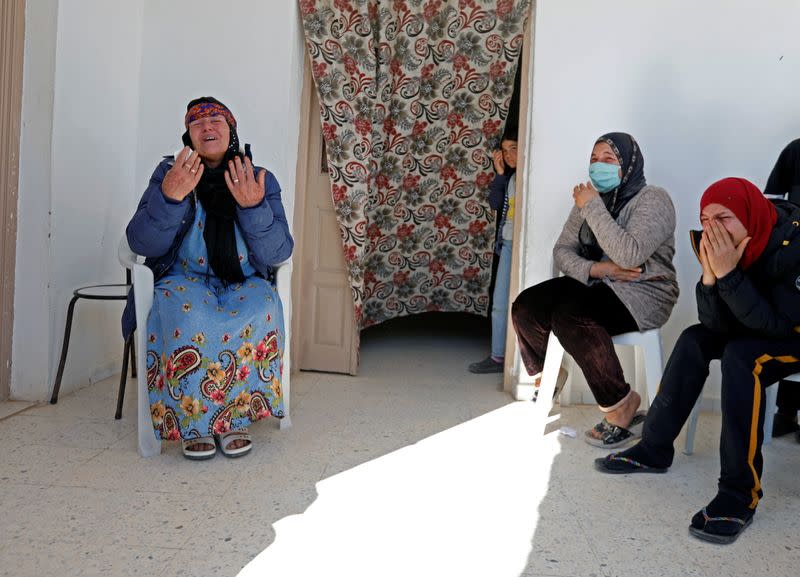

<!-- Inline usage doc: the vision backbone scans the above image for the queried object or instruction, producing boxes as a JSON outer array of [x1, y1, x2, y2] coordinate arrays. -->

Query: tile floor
[[0, 314, 798, 577]]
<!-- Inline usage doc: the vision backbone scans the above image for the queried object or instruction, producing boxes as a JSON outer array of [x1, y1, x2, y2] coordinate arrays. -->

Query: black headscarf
[[578, 132, 647, 261], [764, 138, 800, 204], [183, 97, 247, 286]]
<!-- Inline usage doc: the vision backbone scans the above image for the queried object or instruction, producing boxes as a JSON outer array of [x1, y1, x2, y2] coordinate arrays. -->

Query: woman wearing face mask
[[596, 178, 800, 544], [511, 132, 678, 448]]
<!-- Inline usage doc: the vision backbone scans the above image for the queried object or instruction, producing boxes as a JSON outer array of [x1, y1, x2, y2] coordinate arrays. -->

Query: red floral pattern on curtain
[[300, 0, 529, 328]]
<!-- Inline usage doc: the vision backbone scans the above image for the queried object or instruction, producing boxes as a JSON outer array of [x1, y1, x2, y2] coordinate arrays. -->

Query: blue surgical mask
[[589, 162, 621, 193]]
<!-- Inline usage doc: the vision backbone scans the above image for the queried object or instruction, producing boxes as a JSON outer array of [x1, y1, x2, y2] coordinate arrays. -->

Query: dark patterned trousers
[[510, 276, 638, 408]]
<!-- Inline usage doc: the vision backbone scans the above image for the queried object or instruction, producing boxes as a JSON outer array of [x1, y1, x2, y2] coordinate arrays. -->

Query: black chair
[[49, 270, 136, 419]]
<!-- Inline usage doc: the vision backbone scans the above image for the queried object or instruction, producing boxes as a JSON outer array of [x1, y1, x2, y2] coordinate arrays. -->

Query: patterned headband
[[184, 102, 237, 129]]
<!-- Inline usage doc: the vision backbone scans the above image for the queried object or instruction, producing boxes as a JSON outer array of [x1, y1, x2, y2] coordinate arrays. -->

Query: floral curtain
[[300, 0, 529, 329]]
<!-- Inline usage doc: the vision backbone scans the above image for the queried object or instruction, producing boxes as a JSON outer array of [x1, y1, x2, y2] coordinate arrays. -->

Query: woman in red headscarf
[[595, 177, 800, 544]]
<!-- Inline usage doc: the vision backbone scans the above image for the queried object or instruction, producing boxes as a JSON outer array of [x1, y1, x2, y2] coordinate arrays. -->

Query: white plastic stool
[[610, 329, 664, 407], [514, 328, 664, 418], [683, 373, 795, 455]]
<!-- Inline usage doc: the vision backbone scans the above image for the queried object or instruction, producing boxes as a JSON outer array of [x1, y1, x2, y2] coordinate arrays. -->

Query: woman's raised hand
[[702, 219, 750, 279], [573, 181, 599, 209], [162, 147, 204, 202], [226, 156, 266, 209], [698, 234, 716, 286], [492, 150, 505, 175], [590, 260, 642, 282]]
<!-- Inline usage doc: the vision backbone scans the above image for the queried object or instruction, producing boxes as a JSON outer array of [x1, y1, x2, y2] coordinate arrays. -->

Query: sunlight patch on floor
[[238, 402, 561, 577], [239, 403, 560, 577]]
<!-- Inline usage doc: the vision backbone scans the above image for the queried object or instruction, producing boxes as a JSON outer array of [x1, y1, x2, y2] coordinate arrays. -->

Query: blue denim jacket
[[121, 157, 294, 338]]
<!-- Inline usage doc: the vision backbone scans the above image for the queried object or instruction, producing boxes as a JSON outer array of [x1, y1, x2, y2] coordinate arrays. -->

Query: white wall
[[14, 0, 59, 400], [135, 0, 303, 231], [13, 0, 304, 400], [15, 0, 145, 401], [522, 0, 800, 406]]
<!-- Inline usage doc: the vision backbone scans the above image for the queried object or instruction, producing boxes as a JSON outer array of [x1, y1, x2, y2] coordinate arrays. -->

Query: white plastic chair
[[118, 235, 292, 457], [682, 372, 793, 455], [515, 328, 664, 419]]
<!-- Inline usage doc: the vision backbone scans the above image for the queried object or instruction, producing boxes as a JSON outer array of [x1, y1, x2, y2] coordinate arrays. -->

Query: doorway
[[292, 3, 536, 381], [0, 0, 24, 400]]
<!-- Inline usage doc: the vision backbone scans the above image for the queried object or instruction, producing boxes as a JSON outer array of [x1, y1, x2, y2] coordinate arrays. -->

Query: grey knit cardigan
[[553, 185, 679, 330]]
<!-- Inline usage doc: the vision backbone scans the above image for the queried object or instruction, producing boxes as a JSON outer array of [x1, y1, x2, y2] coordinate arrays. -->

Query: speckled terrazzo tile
[[23, 388, 127, 419], [42, 414, 136, 450], [0, 484, 202, 550], [0, 443, 103, 486], [522, 509, 602, 576], [689, 519, 800, 577], [557, 473, 702, 527], [585, 519, 709, 577], [62, 442, 237, 494], [164, 549, 255, 577], [196, 484, 314, 555], [0, 401, 34, 420], [0, 541, 177, 577], [0, 414, 75, 448]]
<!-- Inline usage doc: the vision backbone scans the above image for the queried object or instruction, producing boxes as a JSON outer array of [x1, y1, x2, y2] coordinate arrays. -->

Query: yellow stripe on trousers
[[749, 354, 799, 509]]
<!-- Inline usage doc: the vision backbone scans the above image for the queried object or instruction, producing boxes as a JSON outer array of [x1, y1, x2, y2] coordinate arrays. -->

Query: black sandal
[[689, 507, 753, 544], [584, 412, 646, 449], [586, 418, 611, 438], [594, 453, 668, 475]]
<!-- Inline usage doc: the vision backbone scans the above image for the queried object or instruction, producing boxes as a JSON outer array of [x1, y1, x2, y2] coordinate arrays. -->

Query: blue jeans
[[491, 240, 512, 358]]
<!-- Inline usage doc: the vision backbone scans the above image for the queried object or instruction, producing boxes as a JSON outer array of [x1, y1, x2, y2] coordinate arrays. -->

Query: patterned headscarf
[[185, 101, 237, 130], [700, 177, 777, 271], [578, 132, 647, 261], [181, 97, 241, 161]]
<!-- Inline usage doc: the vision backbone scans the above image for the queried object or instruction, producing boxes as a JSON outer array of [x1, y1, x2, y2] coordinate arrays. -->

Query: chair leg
[[642, 336, 663, 408], [763, 383, 778, 446], [129, 334, 137, 378], [683, 400, 701, 455], [115, 334, 133, 420], [50, 296, 80, 404], [533, 332, 565, 418]]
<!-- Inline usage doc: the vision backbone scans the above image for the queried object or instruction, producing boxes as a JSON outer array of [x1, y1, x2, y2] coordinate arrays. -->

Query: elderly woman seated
[[122, 97, 293, 459]]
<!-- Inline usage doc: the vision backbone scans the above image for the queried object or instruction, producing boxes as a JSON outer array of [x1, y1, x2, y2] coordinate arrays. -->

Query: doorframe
[[0, 0, 24, 400], [503, 1, 536, 392], [292, 55, 360, 375], [290, 56, 314, 375]]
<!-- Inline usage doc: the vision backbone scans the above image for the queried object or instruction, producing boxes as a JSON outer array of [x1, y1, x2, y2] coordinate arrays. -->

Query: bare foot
[[185, 440, 214, 452], [225, 428, 250, 450], [586, 391, 641, 439], [605, 390, 641, 429]]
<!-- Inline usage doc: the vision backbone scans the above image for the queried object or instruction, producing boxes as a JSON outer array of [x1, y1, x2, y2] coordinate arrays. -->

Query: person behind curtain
[[469, 128, 518, 374], [763, 138, 800, 442], [596, 178, 800, 544], [511, 132, 678, 447], [122, 97, 294, 460]]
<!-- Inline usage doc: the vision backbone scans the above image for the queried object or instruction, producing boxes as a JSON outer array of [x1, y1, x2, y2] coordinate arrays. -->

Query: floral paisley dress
[[146, 200, 285, 441]]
